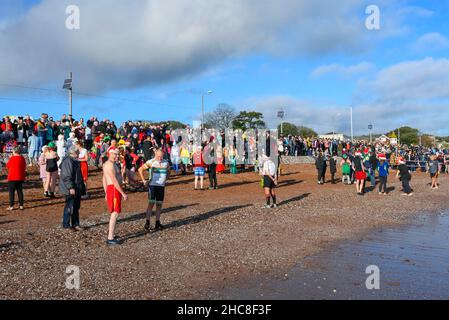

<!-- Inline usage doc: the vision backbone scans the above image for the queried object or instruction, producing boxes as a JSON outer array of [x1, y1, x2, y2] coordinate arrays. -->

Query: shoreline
[[204, 208, 449, 300], [213, 211, 449, 300], [1, 164, 449, 299]]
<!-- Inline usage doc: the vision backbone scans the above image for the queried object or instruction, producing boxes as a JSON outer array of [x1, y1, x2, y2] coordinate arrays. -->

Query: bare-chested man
[[103, 147, 128, 245]]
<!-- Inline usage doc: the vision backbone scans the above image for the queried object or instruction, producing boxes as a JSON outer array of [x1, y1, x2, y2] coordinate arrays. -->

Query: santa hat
[[398, 157, 405, 164], [378, 154, 386, 160]]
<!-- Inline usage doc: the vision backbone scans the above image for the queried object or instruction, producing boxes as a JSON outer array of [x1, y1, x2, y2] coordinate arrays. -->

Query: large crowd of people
[[1, 113, 449, 245]]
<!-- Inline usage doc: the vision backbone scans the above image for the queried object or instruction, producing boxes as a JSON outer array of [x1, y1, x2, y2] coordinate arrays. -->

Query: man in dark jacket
[[329, 153, 338, 184], [369, 151, 378, 187], [60, 146, 85, 231], [315, 152, 327, 184]]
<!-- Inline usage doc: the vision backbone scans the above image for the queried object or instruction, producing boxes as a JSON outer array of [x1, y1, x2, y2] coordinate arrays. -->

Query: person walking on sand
[[260, 154, 278, 208], [27, 132, 39, 166], [428, 154, 440, 190], [229, 145, 238, 175], [369, 150, 378, 187], [138, 149, 170, 231], [377, 154, 389, 195], [59, 146, 85, 231], [170, 142, 181, 175], [75, 140, 90, 199], [329, 153, 338, 184], [315, 151, 326, 184], [396, 157, 413, 196], [341, 154, 351, 185], [44, 142, 59, 198], [6, 147, 26, 211], [180, 143, 191, 175], [56, 134, 67, 169], [38, 146, 48, 195], [193, 146, 206, 190], [205, 137, 218, 190], [353, 150, 366, 195], [103, 147, 128, 245]]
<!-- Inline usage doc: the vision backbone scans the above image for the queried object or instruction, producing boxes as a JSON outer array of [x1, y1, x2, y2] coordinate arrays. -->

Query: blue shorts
[[194, 167, 205, 176], [28, 150, 39, 160]]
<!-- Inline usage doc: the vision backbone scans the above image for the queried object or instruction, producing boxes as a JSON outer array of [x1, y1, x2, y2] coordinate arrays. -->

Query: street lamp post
[[62, 72, 73, 116], [277, 110, 285, 136], [368, 124, 373, 144], [201, 90, 213, 132]]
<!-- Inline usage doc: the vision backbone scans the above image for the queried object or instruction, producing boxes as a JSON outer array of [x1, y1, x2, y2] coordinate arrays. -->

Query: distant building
[[319, 132, 346, 140], [376, 134, 389, 143], [386, 132, 398, 145]]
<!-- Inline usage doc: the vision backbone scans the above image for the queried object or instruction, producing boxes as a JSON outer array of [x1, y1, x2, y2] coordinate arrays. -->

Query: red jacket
[[1, 122, 12, 132], [7, 155, 27, 181], [193, 152, 205, 168]]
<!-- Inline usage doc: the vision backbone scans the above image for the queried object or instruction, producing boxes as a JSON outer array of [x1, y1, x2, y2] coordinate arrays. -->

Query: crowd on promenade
[[1, 113, 448, 244], [309, 139, 448, 196], [279, 135, 449, 171]]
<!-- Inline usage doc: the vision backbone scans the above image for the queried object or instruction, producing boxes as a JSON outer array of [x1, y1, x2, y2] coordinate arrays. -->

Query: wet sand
[[215, 212, 449, 300]]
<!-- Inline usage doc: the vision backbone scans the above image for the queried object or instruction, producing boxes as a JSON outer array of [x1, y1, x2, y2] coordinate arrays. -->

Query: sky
[[0, 0, 448, 136]]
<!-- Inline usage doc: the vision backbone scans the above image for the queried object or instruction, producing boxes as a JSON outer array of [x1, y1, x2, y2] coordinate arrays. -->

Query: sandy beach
[[1, 164, 448, 299]]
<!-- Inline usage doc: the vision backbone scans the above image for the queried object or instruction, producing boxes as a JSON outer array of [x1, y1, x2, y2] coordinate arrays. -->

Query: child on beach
[[341, 154, 351, 185], [428, 155, 439, 190], [315, 151, 327, 184], [38, 146, 48, 196], [352, 150, 366, 195], [377, 154, 389, 195], [329, 153, 337, 184], [396, 157, 413, 196]]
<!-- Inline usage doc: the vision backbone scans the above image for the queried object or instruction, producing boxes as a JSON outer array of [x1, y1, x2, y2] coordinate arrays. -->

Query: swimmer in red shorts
[[352, 150, 366, 195], [102, 147, 127, 245]]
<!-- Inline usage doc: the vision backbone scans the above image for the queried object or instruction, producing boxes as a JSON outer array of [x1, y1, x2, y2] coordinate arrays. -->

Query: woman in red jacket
[[6, 147, 27, 211]]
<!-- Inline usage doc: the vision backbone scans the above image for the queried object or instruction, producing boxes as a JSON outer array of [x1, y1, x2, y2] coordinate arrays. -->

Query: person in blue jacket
[[377, 154, 389, 195]]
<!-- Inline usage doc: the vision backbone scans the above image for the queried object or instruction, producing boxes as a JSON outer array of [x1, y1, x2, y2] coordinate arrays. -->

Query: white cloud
[[412, 32, 449, 51], [311, 62, 374, 78], [247, 57, 449, 136], [0, 0, 371, 93], [397, 5, 434, 18], [367, 57, 449, 101], [246, 95, 449, 136]]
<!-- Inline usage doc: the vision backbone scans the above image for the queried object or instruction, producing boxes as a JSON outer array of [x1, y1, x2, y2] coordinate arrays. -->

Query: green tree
[[388, 126, 419, 145], [297, 126, 318, 138], [232, 111, 266, 131], [422, 135, 435, 147], [277, 122, 298, 136], [151, 120, 187, 130]]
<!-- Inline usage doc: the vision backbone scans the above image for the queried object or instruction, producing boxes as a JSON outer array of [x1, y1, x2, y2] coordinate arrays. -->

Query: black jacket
[[329, 158, 337, 173], [59, 156, 85, 196], [315, 156, 326, 170], [369, 155, 378, 170]]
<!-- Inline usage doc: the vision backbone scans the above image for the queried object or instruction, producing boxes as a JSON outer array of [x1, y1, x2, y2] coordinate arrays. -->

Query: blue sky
[[1, 0, 449, 135]]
